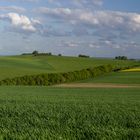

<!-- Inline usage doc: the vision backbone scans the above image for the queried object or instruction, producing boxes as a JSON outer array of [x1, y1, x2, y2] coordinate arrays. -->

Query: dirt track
[[54, 83, 140, 88]]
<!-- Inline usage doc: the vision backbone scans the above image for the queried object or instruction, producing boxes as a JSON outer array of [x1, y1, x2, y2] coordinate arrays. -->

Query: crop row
[[0, 87, 140, 139]]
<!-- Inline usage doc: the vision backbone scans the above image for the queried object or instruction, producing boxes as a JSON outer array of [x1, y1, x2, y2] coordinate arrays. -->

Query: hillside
[[0, 55, 139, 80]]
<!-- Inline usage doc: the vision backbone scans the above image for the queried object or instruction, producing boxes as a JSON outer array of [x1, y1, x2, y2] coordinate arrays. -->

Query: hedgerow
[[0, 64, 136, 86]]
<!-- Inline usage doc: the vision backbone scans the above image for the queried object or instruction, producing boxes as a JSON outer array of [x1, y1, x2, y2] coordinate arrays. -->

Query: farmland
[[0, 55, 139, 80], [0, 55, 139, 139], [122, 67, 140, 72], [1, 0, 140, 139], [78, 71, 140, 84], [0, 86, 140, 139]]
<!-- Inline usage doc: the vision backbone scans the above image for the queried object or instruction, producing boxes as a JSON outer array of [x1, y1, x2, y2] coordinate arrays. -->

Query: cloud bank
[[0, 0, 140, 58], [0, 12, 41, 34]]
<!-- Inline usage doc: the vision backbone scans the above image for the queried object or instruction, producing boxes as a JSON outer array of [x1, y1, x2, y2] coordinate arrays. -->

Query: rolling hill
[[0, 55, 139, 80], [0, 55, 138, 80]]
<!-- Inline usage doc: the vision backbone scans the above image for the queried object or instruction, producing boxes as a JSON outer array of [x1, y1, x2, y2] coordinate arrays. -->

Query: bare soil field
[[54, 83, 140, 88]]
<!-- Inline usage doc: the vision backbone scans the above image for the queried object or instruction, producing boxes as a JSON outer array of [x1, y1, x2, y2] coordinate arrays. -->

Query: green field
[[79, 71, 140, 84], [0, 55, 139, 80], [0, 55, 140, 139], [0, 86, 140, 139]]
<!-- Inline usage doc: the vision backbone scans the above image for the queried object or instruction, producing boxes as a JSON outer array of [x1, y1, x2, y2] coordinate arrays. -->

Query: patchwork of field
[[0, 86, 140, 139], [0, 55, 139, 80], [54, 71, 140, 89], [0, 55, 139, 139]]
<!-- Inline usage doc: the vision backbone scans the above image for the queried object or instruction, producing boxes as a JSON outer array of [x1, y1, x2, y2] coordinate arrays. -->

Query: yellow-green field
[[122, 67, 140, 72]]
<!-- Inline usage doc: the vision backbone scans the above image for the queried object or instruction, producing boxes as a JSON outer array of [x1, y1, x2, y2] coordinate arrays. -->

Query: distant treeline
[[0, 64, 138, 86], [78, 54, 90, 58], [115, 56, 128, 60], [22, 51, 53, 56], [22, 51, 131, 60], [22, 51, 91, 58]]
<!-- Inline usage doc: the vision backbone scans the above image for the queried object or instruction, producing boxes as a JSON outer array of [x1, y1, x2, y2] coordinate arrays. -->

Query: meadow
[[0, 86, 140, 139], [0, 55, 140, 139], [79, 71, 140, 84]]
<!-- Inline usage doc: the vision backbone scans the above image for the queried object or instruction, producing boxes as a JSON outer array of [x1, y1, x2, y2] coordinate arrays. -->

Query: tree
[[32, 50, 38, 56], [115, 56, 127, 60], [58, 54, 62, 56], [78, 54, 90, 58]]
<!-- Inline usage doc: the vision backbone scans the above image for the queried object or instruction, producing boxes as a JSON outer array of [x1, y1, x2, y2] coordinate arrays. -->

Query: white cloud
[[0, 6, 26, 13], [38, 7, 140, 32], [7, 13, 36, 32], [74, 0, 103, 7], [89, 43, 100, 48], [47, 0, 103, 8], [31, 18, 41, 25], [38, 7, 72, 17], [132, 15, 140, 24], [0, 12, 41, 33]]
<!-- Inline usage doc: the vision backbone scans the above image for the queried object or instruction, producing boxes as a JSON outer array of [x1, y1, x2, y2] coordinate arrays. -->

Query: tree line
[[0, 64, 137, 86], [115, 56, 128, 60]]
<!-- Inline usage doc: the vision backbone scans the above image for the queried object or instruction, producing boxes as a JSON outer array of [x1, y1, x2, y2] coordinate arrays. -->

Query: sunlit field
[[0, 0, 140, 139], [122, 67, 140, 72], [78, 71, 140, 84], [0, 55, 139, 80], [0, 86, 139, 139]]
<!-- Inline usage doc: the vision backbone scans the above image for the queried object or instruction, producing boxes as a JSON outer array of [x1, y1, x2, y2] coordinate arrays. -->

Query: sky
[[0, 0, 140, 58]]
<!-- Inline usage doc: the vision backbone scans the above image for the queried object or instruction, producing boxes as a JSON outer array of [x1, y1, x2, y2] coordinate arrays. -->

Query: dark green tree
[[32, 50, 38, 56]]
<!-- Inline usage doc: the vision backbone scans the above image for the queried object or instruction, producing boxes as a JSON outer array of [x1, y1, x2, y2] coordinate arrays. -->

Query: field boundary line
[[54, 83, 140, 88]]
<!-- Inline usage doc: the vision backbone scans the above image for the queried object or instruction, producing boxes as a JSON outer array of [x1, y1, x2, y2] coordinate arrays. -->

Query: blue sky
[[103, 0, 140, 12], [0, 0, 140, 58]]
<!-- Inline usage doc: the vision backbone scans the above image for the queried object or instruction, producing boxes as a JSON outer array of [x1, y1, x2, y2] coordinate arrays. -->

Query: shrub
[[32, 50, 39, 56], [78, 54, 90, 58], [58, 54, 62, 56], [0, 64, 133, 86]]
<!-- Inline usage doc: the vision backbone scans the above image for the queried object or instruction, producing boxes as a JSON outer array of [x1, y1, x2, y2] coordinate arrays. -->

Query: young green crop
[[79, 71, 140, 84], [0, 86, 139, 139]]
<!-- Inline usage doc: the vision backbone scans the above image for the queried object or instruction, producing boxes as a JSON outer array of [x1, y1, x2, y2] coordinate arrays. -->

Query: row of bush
[[113, 64, 140, 72], [0, 64, 138, 86], [0, 65, 113, 86]]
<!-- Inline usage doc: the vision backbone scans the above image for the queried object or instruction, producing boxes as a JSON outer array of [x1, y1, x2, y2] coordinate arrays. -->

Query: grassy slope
[[0, 55, 139, 80], [0, 86, 140, 139], [78, 71, 140, 84]]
